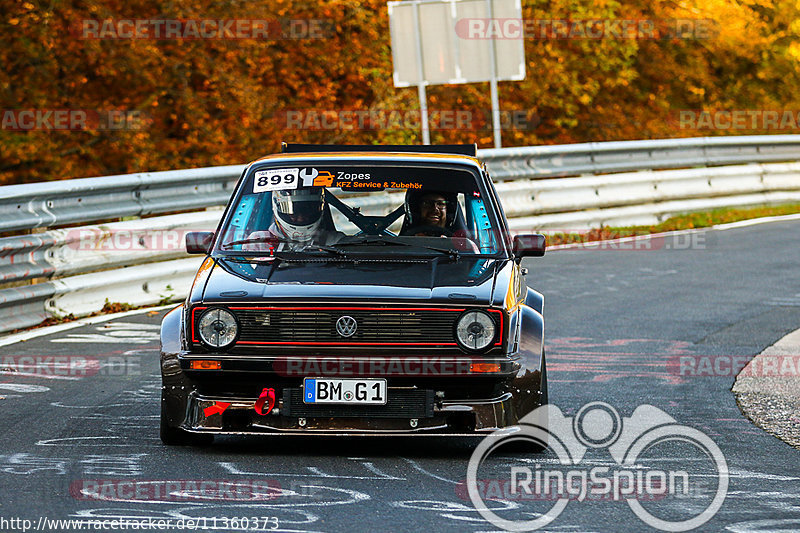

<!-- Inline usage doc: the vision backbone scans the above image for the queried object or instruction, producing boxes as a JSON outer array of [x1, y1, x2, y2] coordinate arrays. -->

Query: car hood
[[200, 256, 502, 305]]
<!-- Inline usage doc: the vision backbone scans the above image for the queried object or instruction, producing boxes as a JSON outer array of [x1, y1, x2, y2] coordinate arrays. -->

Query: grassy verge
[[547, 203, 800, 246]]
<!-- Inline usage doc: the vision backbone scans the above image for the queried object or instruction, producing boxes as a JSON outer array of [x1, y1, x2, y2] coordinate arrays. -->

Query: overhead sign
[[388, 0, 525, 87]]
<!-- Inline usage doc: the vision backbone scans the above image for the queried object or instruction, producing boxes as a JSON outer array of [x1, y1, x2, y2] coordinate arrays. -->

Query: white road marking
[[220, 461, 406, 481], [36, 436, 128, 446], [72, 507, 324, 532], [401, 457, 459, 484], [0, 370, 82, 380], [51, 321, 161, 344], [80, 454, 148, 476], [391, 499, 523, 524], [354, 461, 404, 480], [51, 333, 154, 344], [50, 401, 128, 409], [0, 453, 68, 475], [0, 305, 175, 348], [0, 383, 49, 393], [766, 297, 800, 306], [729, 470, 800, 482], [100, 322, 162, 331], [727, 518, 800, 532]]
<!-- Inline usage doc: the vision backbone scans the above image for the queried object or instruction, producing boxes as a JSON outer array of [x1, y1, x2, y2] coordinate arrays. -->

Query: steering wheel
[[405, 225, 455, 237]]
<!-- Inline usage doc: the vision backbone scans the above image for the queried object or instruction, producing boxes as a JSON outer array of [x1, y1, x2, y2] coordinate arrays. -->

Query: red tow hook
[[254, 388, 276, 415]]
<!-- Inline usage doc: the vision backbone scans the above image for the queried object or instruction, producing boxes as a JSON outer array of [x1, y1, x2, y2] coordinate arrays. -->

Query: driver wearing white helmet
[[272, 188, 326, 242], [245, 188, 342, 251]]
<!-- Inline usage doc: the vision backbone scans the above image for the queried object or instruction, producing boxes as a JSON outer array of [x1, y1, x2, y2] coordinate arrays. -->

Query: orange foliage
[[1, 0, 799, 184]]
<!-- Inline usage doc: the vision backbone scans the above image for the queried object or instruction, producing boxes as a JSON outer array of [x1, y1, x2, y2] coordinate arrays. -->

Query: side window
[[457, 193, 467, 217], [222, 193, 272, 248], [483, 170, 511, 250], [467, 196, 498, 253]]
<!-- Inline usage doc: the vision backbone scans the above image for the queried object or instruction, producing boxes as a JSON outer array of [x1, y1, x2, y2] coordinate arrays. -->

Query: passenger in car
[[401, 190, 457, 236], [400, 190, 479, 251], [419, 193, 450, 229]]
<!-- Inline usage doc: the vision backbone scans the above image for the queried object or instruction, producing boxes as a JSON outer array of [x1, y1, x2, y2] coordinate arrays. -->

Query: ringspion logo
[[466, 402, 728, 531]]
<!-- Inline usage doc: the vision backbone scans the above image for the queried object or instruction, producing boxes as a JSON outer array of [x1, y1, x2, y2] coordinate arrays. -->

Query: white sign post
[[388, 0, 525, 147]]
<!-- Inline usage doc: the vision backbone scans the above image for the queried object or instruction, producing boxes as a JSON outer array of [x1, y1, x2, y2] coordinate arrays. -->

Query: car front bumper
[[179, 388, 518, 436]]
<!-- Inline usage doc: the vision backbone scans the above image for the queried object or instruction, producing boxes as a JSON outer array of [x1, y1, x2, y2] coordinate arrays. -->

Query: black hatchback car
[[160, 144, 547, 444]]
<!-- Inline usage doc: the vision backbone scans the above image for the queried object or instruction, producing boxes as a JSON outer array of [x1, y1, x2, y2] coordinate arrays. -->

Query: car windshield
[[216, 161, 505, 257]]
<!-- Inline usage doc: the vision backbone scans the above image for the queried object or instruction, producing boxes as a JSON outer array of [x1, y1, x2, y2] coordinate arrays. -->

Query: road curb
[[733, 327, 800, 449]]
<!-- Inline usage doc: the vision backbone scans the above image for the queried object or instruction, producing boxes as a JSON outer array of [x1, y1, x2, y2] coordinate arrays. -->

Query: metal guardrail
[[499, 161, 800, 228], [1, 135, 800, 334], [0, 165, 244, 233], [480, 135, 800, 179]]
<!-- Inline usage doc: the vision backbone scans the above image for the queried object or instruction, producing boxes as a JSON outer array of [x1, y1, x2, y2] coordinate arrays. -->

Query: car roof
[[248, 147, 484, 169]]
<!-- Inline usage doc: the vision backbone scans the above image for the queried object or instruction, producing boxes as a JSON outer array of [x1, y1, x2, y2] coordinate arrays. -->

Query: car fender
[[511, 299, 544, 418], [525, 287, 544, 315], [160, 304, 184, 355], [160, 304, 193, 429]]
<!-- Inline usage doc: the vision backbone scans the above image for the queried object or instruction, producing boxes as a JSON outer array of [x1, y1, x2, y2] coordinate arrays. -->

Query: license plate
[[303, 378, 387, 405]]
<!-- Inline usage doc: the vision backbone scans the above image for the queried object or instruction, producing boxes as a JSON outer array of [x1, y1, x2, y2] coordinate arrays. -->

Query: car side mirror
[[185, 231, 214, 254], [513, 234, 546, 262]]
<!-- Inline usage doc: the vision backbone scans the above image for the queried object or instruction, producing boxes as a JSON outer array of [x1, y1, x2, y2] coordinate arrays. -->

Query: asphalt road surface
[[1, 219, 799, 533]]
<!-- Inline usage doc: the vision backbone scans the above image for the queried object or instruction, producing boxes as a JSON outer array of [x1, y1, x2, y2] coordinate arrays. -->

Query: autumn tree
[[1, 0, 799, 184]]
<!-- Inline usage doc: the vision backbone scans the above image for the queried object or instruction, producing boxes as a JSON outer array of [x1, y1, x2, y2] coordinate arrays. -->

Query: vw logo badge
[[336, 315, 357, 338]]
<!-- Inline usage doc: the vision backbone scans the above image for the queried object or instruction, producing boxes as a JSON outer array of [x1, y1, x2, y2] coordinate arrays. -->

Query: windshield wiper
[[221, 235, 346, 256], [337, 235, 460, 260], [222, 255, 280, 264]]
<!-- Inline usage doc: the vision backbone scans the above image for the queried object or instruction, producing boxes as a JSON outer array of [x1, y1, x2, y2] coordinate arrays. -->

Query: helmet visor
[[273, 189, 324, 226]]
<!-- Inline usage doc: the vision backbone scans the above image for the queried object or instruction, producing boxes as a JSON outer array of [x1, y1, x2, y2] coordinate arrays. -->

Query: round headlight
[[197, 308, 239, 350], [455, 311, 496, 352]]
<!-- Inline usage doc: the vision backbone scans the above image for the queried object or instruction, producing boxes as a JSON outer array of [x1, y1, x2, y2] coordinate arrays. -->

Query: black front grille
[[232, 308, 463, 344], [282, 388, 434, 418]]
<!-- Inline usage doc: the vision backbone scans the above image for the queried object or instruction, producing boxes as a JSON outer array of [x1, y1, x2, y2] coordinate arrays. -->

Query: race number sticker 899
[[253, 168, 300, 193]]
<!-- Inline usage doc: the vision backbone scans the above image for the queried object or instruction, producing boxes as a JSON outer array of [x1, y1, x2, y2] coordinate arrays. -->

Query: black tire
[[160, 394, 213, 446], [498, 350, 549, 455]]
